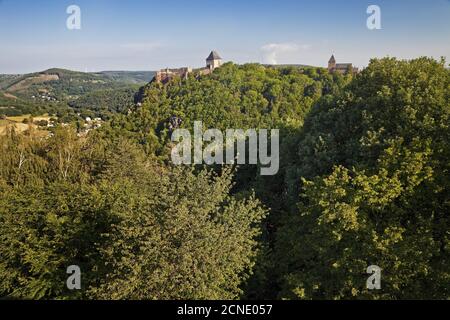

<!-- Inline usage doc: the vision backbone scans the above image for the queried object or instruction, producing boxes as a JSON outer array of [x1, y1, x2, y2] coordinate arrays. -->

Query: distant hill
[[0, 68, 155, 118], [0, 74, 22, 90], [0, 91, 61, 117], [96, 71, 155, 84], [0, 68, 154, 101]]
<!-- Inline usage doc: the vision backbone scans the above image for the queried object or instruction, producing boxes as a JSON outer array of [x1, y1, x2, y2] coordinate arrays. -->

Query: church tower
[[328, 54, 336, 71]]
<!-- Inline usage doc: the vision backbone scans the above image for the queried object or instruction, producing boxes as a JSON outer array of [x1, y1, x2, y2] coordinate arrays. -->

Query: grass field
[[6, 114, 52, 122], [0, 114, 53, 136]]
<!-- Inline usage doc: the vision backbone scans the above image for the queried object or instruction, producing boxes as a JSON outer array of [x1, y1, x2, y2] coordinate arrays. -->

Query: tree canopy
[[0, 58, 448, 300]]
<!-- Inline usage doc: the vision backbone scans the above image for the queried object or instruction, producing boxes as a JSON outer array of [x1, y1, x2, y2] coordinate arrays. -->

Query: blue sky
[[0, 0, 449, 73]]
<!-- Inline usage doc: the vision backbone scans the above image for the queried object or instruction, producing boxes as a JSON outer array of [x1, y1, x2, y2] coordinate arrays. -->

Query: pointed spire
[[206, 51, 222, 61], [329, 54, 336, 63]]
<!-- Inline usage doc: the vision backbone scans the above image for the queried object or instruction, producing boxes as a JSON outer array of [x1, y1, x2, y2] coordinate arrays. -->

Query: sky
[[0, 0, 449, 73]]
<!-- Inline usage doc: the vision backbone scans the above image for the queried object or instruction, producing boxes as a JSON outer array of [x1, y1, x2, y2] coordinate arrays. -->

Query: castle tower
[[206, 51, 222, 70], [328, 54, 336, 71]]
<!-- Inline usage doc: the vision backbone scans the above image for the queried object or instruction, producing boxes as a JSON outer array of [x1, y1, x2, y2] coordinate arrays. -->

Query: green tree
[[89, 163, 267, 299], [276, 57, 449, 299]]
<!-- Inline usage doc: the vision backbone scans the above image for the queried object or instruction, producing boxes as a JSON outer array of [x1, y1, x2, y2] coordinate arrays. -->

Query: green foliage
[[0, 69, 152, 119], [0, 129, 266, 300], [68, 86, 140, 119], [276, 57, 449, 299], [0, 74, 22, 90], [0, 58, 448, 300], [4, 69, 143, 99], [110, 63, 340, 157], [97, 71, 155, 84], [90, 162, 266, 299], [0, 93, 64, 117]]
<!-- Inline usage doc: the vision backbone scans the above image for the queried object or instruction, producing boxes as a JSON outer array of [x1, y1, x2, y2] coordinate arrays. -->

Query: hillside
[[1, 68, 152, 100], [96, 71, 155, 83], [0, 68, 155, 118], [68, 85, 141, 119], [0, 91, 63, 117], [109, 59, 449, 300], [0, 74, 22, 90], [1, 58, 448, 300]]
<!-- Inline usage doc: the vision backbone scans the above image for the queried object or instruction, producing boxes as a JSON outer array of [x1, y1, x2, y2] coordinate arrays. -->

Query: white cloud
[[261, 42, 311, 64]]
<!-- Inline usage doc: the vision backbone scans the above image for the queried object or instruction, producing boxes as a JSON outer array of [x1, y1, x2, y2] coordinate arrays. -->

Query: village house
[[328, 55, 358, 75]]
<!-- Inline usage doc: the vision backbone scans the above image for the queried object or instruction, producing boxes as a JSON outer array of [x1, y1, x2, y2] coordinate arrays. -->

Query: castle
[[328, 55, 358, 75], [205, 51, 222, 70], [154, 52, 357, 83], [155, 51, 222, 84]]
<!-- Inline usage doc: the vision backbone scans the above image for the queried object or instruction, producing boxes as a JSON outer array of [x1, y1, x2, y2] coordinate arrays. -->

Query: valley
[[0, 68, 155, 126]]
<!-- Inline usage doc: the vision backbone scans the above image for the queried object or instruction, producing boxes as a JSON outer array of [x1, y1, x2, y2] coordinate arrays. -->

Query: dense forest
[[68, 85, 141, 119], [0, 57, 448, 299], [0, 94, 61, 117]]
